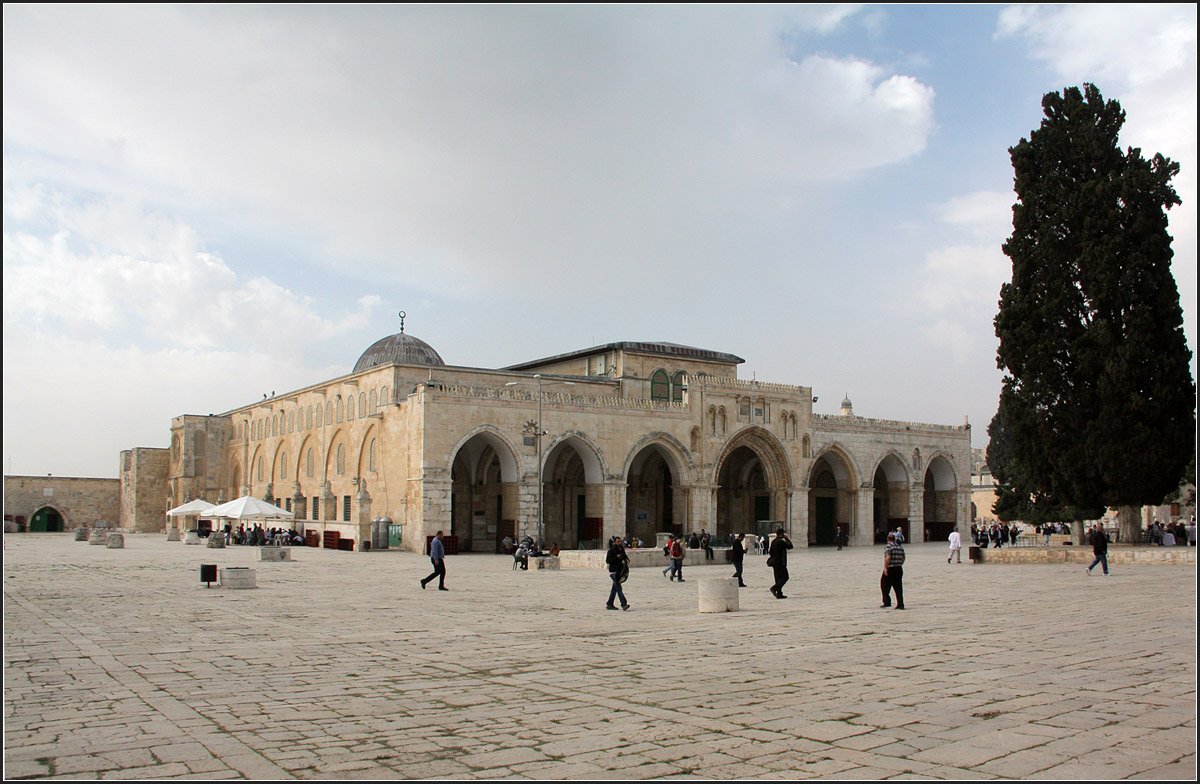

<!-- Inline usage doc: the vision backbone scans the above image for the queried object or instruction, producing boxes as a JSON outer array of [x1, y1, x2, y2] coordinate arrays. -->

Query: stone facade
[[118, 447, 170, 532], [3, 475, 120, 532], [125, 335, 974, 553]]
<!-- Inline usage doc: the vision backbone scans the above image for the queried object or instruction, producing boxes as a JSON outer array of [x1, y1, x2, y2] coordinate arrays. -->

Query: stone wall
[[3, 475, 119, 532], [977, 546, 1195, 566], [119, 448, 170, 532]]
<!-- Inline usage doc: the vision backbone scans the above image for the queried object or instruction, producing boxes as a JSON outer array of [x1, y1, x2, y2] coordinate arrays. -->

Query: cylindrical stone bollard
[[698, 577, 740, 613], [220, 567, 257, 589], [75, 527, 90, 541], [89, 530, 107, 545], [105, 533, 125, 549]]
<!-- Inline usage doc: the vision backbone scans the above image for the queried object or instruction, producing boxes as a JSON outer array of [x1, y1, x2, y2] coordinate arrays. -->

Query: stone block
[[75, 527, 90, 541], [89, 530, 107, 545], [259, 547, 292, 561], [105, 533, 125, 549], [183, 531, 202, 545], [166, 528, 181, 541], [220, 567, 257, 589], [531, 555, 559, 570], [206, 534, 226, 548], [699, 577, 739, 613]]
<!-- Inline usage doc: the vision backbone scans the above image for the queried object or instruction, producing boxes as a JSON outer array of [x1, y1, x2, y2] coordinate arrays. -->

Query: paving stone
[[3, 535, 1195, 780]]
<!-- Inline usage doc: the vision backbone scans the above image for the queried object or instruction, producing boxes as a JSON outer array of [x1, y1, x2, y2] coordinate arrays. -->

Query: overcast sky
[[4, 4, 1196, 478]]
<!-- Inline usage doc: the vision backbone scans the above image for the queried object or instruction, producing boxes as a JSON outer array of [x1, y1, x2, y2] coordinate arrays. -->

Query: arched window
[[306, 448, 314, 477], [280, 452, 288, 480], [306, 406, 313, 430], [671, 371, 687, 402], [325, 401, 333, 425], [651, 370, 670, 400], [359, 392, 367, 416], [256, 456, 264, 481], [369, 438, 377, 471], [347, 395, 355, 421], [708, 406, 717, 435], [336, 443, 345, 475], [369, 389, 377, 413], [802, 435, 811, 458], [336, 397, 343, 423], [380, 386, 389, 406], [719, 407, 727, 435], [272, 415, 277, 437]]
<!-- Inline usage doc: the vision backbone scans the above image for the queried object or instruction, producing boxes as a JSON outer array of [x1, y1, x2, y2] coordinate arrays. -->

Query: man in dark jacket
[[768, 529, 792, 599], [880, 531, 905, 609], [730, 533, 747, 587], [1086, 523, 1110, 576], [605, 537, 630, 610]]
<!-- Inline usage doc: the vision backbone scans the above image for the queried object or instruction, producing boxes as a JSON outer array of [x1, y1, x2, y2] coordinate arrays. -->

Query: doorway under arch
[[450, 431, 520, 553], [30, 506, 64, 532], [625, 444, 684, 542], [808, 451, 856, 545]]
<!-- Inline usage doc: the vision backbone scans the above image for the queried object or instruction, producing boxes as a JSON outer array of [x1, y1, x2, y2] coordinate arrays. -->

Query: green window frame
[[651, 370, 670, 400]]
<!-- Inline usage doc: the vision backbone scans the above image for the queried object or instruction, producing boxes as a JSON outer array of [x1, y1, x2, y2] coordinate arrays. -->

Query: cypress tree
[[994, 84, 1195, 543]]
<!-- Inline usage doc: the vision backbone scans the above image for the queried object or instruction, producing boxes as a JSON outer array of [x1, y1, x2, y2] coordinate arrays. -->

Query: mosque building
[[122, 316, 973, 552]]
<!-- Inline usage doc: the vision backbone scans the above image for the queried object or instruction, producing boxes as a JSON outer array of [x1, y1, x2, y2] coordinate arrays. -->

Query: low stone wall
[[977, 546, 1194, 566], [558, 548, 731, 569]]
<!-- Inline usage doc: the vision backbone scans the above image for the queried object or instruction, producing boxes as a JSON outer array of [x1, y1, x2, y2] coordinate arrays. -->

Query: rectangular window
[[312, 497, 319, 520], [343, 495, 352, 522], [740, 403, 750, 419], [296, 499, 305, 520], [285, 498, 292, 512]]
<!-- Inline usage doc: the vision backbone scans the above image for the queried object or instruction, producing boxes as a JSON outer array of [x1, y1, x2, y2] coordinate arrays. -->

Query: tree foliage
[[993, 84, 1195, 532]]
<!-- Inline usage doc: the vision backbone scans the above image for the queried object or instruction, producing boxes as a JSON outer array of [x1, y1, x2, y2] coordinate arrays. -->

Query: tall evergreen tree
[[995, 84, 1195, 543]]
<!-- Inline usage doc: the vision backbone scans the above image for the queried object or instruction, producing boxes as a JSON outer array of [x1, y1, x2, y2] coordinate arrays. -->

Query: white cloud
[[2, 182, 381, 349], [2, 5, 935, 301]]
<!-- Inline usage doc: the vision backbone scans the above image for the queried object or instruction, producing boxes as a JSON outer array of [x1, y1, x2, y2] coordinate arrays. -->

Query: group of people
[[225, 524, 303, 547], [1144, 518, 1195, 546], [971, 522, 1020, 548]]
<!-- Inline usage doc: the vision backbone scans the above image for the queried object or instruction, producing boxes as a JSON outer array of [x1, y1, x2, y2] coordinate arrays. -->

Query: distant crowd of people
[[1144, 518, 1196, 546], [221, 524, 303, 546], [971, 522, 1021, 548]]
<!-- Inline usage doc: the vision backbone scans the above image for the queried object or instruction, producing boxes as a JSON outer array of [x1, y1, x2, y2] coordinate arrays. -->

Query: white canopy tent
[[204, 496, 294, 521], [166, 499, 216, 517]]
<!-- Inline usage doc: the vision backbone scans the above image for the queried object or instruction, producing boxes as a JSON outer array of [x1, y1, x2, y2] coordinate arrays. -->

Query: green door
[[30, 507, 63, 532], [754, 495, 770, 523], [814, 497, 836, 545]]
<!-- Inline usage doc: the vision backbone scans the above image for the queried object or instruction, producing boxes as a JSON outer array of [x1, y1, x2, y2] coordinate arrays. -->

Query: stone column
[[517, 475, 539, 542], [321, 481, 336, 522], [856, 486, 873, 546], [909, 488, 926, 543], [791, 486, 809, 547], [356, 481, 373, 550], [602, 482, 627, 544]]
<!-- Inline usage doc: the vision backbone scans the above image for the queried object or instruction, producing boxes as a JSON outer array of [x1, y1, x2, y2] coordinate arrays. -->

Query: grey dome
[[353, 332, 446, 373]]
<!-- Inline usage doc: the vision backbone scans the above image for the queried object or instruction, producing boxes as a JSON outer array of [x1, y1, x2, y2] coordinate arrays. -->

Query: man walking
[[605, 536, 630, 610], [669, 534, 686, 582], [881, 531, 905, 609], [948, 527, 962, 564], [730, 533, 747, 587], [1086, 523, 1110, 576], [420, 530, 449, 590], [768, 528, 792, 599]]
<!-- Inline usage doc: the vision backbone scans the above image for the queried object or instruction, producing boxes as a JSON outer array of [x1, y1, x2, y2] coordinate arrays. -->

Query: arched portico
[[29, 505, 65, 532], [924, 454, 958, 542], [624, 435, 690, 543], [450, 428, 522, 552], [542, 433, 606, 550], [873, 453, 911, 544], [808, 447, 858, 545], [714, 427, 791, 539]]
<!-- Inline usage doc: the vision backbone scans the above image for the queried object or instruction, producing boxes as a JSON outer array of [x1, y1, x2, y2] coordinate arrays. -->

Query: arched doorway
[[30, 506, 64, 532], [808, 450, 856, 545], [716, 447, 772, 538], [450, 431, 520, 553], [873, 454, 910, 544], [543, 436, 605, 550], [625, 444, 685, 542], [924, 456, 957, 542]]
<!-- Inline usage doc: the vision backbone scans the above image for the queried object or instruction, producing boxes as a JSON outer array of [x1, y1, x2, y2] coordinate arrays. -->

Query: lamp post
[[506, 374, 573, 548]]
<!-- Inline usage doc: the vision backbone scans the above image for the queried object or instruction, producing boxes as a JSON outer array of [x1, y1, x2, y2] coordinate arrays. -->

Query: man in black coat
[[730, 533, 747, 587], [768, 529, 792, 599]]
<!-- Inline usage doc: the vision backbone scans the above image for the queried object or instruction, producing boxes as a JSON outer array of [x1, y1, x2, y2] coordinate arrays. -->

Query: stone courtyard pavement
[[4, 534, 1195, 780]]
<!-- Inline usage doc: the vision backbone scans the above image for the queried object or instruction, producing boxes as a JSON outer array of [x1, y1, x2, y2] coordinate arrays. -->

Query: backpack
[[670, 540, 683, 558]]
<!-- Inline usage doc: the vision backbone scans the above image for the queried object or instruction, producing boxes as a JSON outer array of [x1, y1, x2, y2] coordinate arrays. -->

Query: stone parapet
[[558, 548, 729, 569], [977, 546, 1195, 566]]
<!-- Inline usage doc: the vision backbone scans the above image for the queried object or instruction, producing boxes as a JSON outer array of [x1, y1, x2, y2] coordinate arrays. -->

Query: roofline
[[503, 341, 745, 371]]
